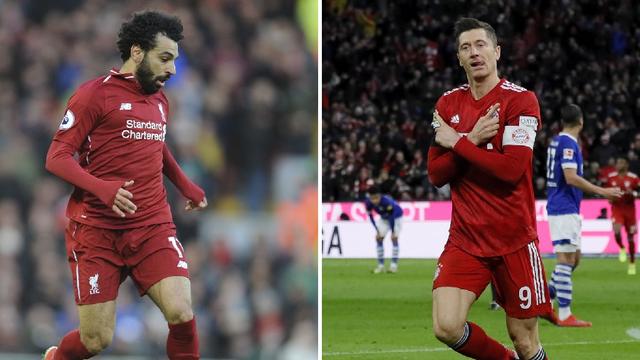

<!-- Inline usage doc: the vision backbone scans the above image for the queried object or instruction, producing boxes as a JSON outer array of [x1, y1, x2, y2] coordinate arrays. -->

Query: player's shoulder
[[440, 84, 470, 99], [608, 171, 619, 178], [501, 80, 538, 103], [628, 172, 638, 178], [500, 80, 530, 94]]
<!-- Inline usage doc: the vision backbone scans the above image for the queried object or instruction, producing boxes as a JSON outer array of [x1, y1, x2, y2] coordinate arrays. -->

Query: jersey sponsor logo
[[121, 119, 166, 142], [59, 109, 75, 130], [450, 114, 460, 124], [119, 102, 132, 110], [89, 273, 100, 295], [519, 116, 538, 129], [563, 148, 574, 160]]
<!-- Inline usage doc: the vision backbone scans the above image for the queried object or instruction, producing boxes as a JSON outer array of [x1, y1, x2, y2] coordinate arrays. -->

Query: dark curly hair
[[117, 10, 184, 62]]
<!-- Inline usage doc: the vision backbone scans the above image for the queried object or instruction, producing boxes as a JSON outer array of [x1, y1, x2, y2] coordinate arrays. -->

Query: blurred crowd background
[[322, 0, 640, 202], [0, 0, 317, 358]]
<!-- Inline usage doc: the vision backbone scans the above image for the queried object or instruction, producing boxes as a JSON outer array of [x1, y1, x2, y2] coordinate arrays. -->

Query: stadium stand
[[322, 0, 640, 202]]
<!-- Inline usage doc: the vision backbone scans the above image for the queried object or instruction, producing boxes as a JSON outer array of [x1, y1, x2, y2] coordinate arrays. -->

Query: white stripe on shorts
[[528, 242, 546, 305], [527, 243, 541, 305], [73, 250, 80, 300]]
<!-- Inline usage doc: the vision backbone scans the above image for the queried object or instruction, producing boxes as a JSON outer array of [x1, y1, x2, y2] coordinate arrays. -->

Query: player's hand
[[601, 186, 624, 200], [433, 110, 461, 149], [112, 180, 137, 217], [185, 197, 207, 211], [467, 103, 500, 146]]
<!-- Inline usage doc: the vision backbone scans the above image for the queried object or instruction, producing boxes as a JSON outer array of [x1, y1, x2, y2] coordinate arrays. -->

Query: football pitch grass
[[323, 258, 640, 359]]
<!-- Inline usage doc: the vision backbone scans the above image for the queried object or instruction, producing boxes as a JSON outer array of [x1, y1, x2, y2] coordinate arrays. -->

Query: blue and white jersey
[[546, 132, 583, 215], [365, 195, 403, 220]]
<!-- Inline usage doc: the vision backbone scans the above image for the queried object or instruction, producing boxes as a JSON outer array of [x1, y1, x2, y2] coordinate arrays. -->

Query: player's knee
[[433, 320, 464, 345], [80, 328, 113, 354], [164, 301, 194, 324], [509, 330, 536, 357]]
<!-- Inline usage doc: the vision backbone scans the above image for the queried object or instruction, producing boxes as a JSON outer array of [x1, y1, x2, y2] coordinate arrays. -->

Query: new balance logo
[[450, 114, 460, 124], [177, 260, 188, 269], [89, 273, 100, 295], [120, 103, 132, 110]]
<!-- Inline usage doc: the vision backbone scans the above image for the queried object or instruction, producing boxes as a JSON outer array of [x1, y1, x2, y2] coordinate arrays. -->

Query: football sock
[[54, 329, 94, 360], [450, 322, 512, 360], [552, 263, 573, 320], [376, 241, 384, 265], [167, 317, 200, 360], [615, 232, 625, 249], [629, 237, 636, 263], [529, 347, 548, 360], [391, 239, 399, 264]]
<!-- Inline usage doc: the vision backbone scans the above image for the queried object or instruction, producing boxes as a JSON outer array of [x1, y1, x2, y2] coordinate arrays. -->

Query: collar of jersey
[[559, 132, 578, 143], [109, 68, 135, 80]]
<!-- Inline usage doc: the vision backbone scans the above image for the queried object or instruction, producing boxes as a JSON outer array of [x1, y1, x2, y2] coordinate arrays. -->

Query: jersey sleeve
[[558, 139, 578, 169], [501, 91, 540, 151], [52, 82, 104, 149], [428, 95, 468, 186], [365, 198, 373, 212]]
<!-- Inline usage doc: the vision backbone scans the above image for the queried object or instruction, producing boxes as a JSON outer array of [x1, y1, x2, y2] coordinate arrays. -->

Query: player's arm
[[427, 146, 466, 187], [564, 168, 622, 200], [162, 144, 207, 210], [365, 200, 379, 230], [426, 104, 470, 187], [45, 87, 136, 217]]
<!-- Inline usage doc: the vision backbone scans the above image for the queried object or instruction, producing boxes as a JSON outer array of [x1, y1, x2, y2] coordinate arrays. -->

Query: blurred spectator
[[323, 0, 640, 201], [0, 0, 317, 357]]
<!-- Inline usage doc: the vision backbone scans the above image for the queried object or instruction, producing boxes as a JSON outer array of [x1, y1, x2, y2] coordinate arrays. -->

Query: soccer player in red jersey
[[428, 18, 550, 360], [605, 156, 640, 274], [43, 11, 205, 360]]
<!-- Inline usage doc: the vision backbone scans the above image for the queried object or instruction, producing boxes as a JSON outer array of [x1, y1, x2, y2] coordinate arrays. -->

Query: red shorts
[[612, 206, 637, 232], [65, 220, 190, 305], [433, 241, 552, 319]]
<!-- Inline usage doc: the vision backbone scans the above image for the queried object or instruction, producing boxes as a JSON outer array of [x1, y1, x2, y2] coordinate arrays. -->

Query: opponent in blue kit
[[364, 186, 403, 273], [546, 104, 621, 326]]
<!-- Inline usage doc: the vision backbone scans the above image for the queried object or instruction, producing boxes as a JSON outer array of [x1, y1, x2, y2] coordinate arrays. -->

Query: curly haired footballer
[[116, 10, 184, 61]]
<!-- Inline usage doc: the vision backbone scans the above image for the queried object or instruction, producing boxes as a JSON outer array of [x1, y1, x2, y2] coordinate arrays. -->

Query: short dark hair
[[368, 185, 381, 195], [616, 154, 629, 162], [561, 104, 583, 127], [454, 17, 497, 50], [117, 10, 183, 62]]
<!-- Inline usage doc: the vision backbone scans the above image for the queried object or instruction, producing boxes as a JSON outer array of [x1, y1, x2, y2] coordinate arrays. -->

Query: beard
[[135, 55, 170, 94]]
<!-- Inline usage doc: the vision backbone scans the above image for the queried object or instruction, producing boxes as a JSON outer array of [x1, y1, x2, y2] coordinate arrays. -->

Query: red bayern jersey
[[430, 79, 542, 257], [51, 69, 173, 229], [605, 171, 640, 209]]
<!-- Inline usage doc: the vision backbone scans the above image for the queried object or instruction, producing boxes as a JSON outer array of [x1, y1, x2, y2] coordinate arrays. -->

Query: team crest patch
[[563, 148, 574, 160], [511, 128, 530, 144], [59, 109, 75, 130]]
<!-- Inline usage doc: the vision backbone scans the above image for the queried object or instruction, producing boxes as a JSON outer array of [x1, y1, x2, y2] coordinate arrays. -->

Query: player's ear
[[495, 44, 501, 61], [130, 44, 144, 64], [456, 53, 462, 67]]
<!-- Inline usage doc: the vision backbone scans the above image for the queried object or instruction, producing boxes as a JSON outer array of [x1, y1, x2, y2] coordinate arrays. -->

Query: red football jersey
[[52, 69, 173, 229], [434, 79, 542, 257], [605, 171, 640, 209]]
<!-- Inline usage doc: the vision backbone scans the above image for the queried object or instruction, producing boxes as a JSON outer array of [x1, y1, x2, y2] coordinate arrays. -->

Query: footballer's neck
[[119, 59, 137, 75], [564, 126, 581, 140], [468, 73, 500, 100]]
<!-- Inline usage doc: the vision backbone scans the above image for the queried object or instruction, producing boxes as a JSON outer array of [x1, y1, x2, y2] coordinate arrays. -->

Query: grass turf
[[322, 258, 640, 359]]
